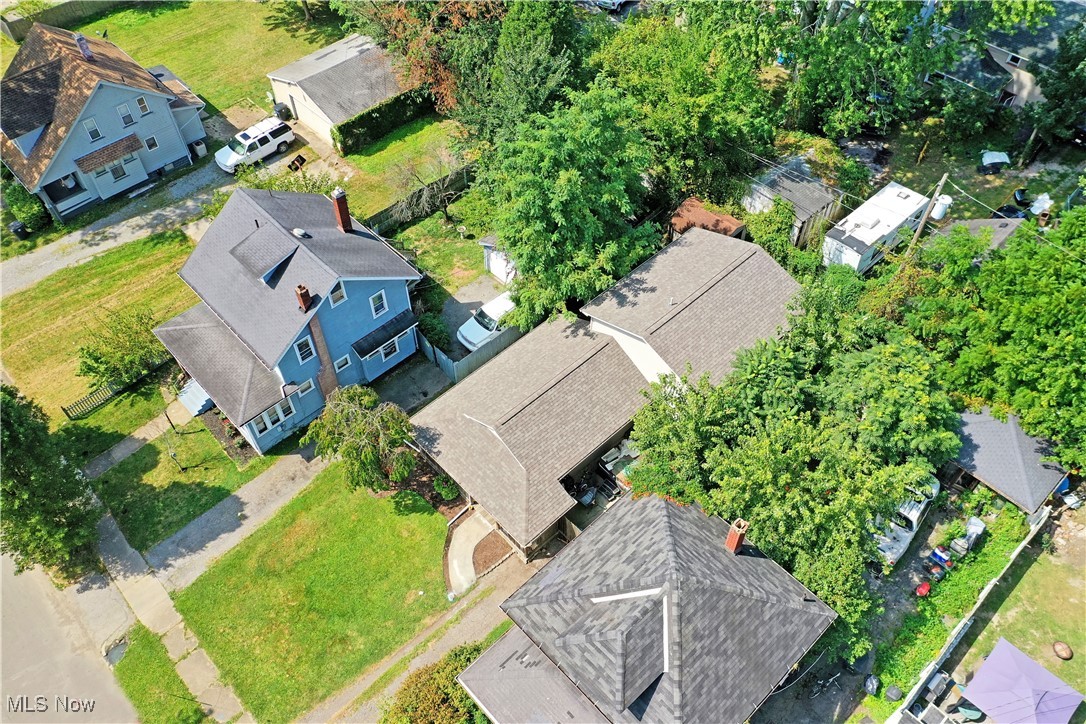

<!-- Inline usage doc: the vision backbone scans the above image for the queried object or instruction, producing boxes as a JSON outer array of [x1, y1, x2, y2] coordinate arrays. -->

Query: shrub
[[418, 312, 452, 353], [3, 179, 51, 231], [332, 89, 435, 155], [77, 307, 166, 387], [382, 642, 487, 724], [433, 474, 459, 502], [935, 81, 996, 141]]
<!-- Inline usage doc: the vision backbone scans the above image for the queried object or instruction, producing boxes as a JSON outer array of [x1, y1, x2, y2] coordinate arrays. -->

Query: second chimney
[[331, 187, 352, 234], [296, 284, 312, 312], [725, 519, 749, 555]]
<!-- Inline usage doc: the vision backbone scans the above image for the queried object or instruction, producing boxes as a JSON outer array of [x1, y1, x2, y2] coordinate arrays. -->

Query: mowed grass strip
[[95, 419, 286, 552], [0, 230, 197, 421], [342, 116, 461, 217], [72, 2, 343, 113], [395, 188, 490, 295], [175, 463, 451, 722], [114, 624, 205, 724]]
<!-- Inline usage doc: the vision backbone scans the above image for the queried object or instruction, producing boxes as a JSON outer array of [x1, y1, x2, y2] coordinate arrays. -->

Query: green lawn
[[0, 230, 197, 422], [341, 116, 461, 218], [114, 624, 205, 724], [71, 1, 343, 114], [175, 463, 451, 722], [885, 119, 1086, 219], [94, 419, 288, 552]]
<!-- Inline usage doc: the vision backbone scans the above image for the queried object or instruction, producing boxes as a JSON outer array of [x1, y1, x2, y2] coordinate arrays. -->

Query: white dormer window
[[370, 290, 387, 318], [84, 119, 102, 141], [294, 335, 315, 364], [117, 103, 134, 126], [136, 96, 150, 115], [329, 281, 347, 307]]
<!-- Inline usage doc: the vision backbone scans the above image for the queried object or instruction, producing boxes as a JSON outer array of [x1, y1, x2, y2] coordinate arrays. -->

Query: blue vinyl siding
[[241, 380, 325, 454]]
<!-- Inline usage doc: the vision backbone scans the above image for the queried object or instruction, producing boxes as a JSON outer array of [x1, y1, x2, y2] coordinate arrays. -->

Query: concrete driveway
[[441, 276, 504, 360]]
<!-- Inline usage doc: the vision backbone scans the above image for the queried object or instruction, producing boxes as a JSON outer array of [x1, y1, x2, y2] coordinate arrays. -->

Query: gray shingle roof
[[956, 410, 1066, 513], [944, 46, 1013, 94], [582, 229, 800, 382], [351, 309, 416, 359], [179, 188, 419, 368], [983, 1, 1086, 69], [154, 303, 284, 424], [267, 34, 409, 125], [742, 157, 841, 223], [412, 320, 647, 547], [935, 218, 1025, 251], [467, 496, 836, 723]]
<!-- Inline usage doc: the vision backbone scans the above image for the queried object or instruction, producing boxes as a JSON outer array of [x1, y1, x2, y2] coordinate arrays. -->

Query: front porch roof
[[74, 133, 142, 173], [351, 309, 416, 359], [154, 302, 284, 425]]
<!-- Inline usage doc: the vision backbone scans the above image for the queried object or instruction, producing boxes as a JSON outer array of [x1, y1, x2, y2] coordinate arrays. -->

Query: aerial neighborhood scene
[[1, 0, 1085, 722]]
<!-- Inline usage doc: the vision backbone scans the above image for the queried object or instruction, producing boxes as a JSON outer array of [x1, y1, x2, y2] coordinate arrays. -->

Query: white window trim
[[84, 119, 101, 141], [109, 162, 127, 181], [334, 354, 352, 372], [117, 103, 134, 126], [297, 379, 315, 397], [252, 398, 295, 437], [1007, 53, 1023, 67], [144, 135, 158, 151], [294, 335, 316, 364], [369, 290, 388, 319], [368, 328, 413, 362], [136, 96, 150, 115], [329, 281, 348, 308], [380, 338, 399, 361]]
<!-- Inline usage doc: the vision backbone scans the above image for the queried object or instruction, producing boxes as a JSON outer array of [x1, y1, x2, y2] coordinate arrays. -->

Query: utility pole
[[902, 172, 949, 262]]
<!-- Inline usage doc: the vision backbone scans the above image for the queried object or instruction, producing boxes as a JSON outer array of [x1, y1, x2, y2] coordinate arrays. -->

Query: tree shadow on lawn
[[390, 490, 439, 517], [262, 0, 344, 46], [55, 378, 166, 465]]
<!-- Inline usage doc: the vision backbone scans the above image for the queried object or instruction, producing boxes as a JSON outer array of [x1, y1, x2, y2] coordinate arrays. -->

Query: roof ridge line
[[678, 574, 837, 617], [646, 247, 758, 336], [495, 335, 611, 428], [1, 56, 63, 84]]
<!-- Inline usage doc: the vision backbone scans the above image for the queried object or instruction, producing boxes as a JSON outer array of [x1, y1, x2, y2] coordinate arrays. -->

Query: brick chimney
[[73, 33, 94, 61], [331, 187, 352, 234], [725, 519, 749, 555], [296, 284, 312, 312]]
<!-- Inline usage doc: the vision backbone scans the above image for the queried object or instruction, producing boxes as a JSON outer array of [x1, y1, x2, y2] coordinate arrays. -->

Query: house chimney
[[725, 519, 749, 555], [331, 187, 352, 233], [73, 33, 95, 61], [296, 284, 312, 312]]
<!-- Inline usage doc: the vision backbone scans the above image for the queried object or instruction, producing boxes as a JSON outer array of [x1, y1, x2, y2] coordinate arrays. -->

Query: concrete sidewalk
[[147, 445, 327, 592], [97, 513, 251, 723], [82, 400, 194, 480], [447, 512, 493, 595]]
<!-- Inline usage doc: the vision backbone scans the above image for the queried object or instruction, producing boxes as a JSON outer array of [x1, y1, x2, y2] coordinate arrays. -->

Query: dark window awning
[[351, 309, 416, 359], [75, 134, 142, 172]]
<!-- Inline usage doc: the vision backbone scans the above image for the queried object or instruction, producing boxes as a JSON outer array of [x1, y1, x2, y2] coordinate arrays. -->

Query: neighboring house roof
[[0, 23, 176, 189], [956, 409, 1066, 513], [178, 188, 420, 369], [267, 34, 409, 126], [936, 217, 1025, 251], [73, 133, 142, 173], [581, 229, 800, 383], [154, 302, 285, 424], [670, 197, 746, 237], [742, 156, 840, 224], [459, 496, 837, 723], [826, 181, 929, 255], [413, 320, 647, 547], [983, 1, 1086, 70], [941, 46, 1013, 95]]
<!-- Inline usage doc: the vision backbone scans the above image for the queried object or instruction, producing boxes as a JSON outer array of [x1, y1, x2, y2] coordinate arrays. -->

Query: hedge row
[[331, 88, 435, 155]]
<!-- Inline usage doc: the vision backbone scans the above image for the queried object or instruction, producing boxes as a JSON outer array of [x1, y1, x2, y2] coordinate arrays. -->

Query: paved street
[[0, 557, 136, 723]]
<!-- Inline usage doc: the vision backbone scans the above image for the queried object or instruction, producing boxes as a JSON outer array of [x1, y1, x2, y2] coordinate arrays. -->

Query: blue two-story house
[[0, 23, 206, 221], [155, 187, 422, 454]]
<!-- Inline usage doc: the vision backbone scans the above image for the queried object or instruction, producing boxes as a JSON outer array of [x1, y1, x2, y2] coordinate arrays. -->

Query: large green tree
[[78, 307, 166, 387], [485, 80, 658, 327], [1025, 24, 1086, 144], [1, 385, 99, 573]]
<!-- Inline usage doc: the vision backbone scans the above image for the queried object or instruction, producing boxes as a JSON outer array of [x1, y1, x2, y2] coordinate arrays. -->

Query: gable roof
[[742, 156, 841, 224], [413, 320, 647, 547], [460, 496, 836, 723], [956, 409, 1066, 513], [179, 188, 420, 368], [0, 23, 174, 188], [670, 197, 746, 237], [267, 34, 409, 126], [582, 229, 800, 382]]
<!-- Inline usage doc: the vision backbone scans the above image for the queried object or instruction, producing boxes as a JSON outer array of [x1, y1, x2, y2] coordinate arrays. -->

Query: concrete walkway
[[447, 512, 494, 595], [82, 399, 194, 480], [97, 513, 252, 723], [147, 446, 327, 592], [304, 555, 541, 723]]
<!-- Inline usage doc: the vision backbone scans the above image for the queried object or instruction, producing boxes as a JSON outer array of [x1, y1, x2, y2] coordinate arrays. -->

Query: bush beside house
[[3, 179, 51, 231], [331, 89, 435, 155], [381, 642, 488, 724]]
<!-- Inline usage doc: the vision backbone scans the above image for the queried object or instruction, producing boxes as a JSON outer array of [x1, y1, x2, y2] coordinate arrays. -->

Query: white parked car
[[874, 480, 940, 568], [595, 0, 624, 10], [215, 117, 294, 173], [456, 292, 515, 352]]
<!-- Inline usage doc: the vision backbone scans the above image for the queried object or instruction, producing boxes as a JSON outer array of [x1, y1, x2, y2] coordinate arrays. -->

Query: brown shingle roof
[[0, 23, 173, 189], [74, 133, 141, 172], [671, 196, 746, 237]]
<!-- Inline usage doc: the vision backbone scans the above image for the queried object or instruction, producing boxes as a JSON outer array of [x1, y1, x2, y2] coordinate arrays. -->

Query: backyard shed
[[268, 34, 408, 148], [742, 157, 843, 248], [670, 197, 747, 240]]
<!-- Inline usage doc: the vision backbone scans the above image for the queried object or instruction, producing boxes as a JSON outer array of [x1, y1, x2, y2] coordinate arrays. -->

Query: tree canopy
[[78, 307, 166, 387]]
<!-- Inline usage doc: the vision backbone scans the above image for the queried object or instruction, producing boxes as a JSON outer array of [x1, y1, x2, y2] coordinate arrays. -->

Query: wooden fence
[[2, 1, 126, 41], [363, 164, 476, 236], [60, 358, 170, 420], [417, 326, 523, 384]]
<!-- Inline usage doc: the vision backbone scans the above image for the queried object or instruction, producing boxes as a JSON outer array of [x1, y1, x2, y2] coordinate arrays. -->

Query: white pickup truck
[[874, 480, 940, 568]]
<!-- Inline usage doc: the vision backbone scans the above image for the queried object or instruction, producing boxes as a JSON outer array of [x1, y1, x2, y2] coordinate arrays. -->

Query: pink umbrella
[[962, 638, 1083, 723]]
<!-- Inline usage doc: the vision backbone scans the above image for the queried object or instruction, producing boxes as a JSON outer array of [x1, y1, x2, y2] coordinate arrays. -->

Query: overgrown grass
[[0, 230, 196, 421], [94, 419, 289, 552], [175, 463, 450, 722], [114, 624, 205, 724], [341, 116, 461, 218], [71, 1, 343, 114]]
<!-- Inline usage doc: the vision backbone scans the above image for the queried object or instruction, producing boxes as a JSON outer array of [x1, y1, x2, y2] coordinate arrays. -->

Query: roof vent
[[73, 33, 95, 61], [292, 228, 310, 239]]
